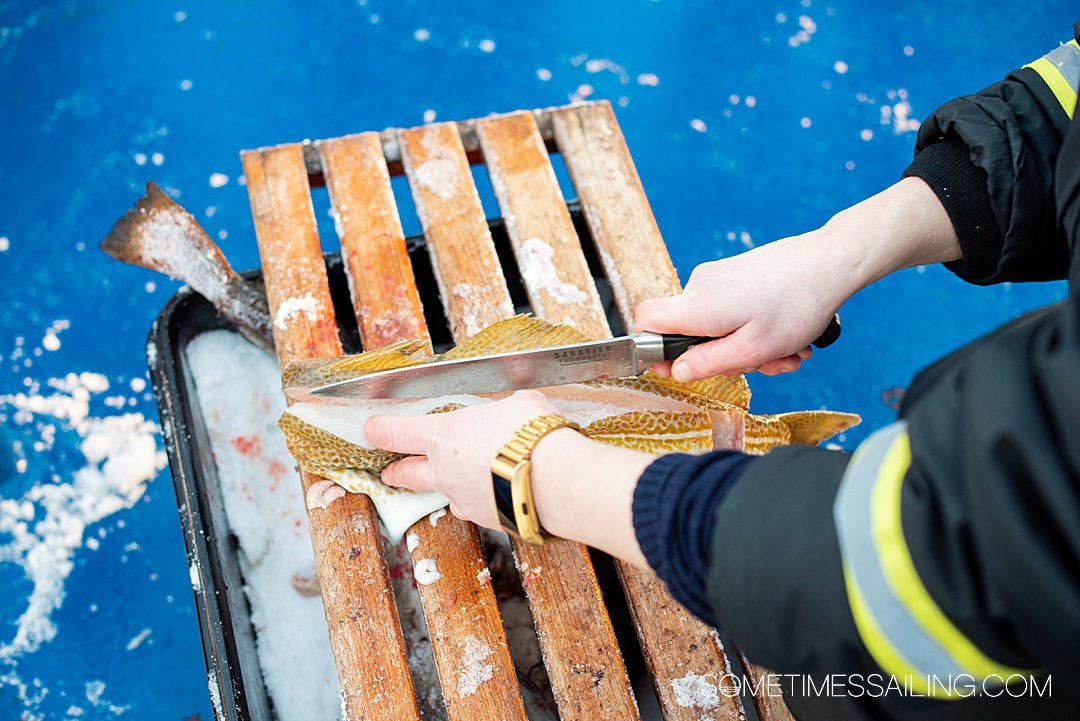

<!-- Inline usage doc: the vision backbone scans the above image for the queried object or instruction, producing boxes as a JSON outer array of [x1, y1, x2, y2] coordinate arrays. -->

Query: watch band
[[490, 414, 579, 545]]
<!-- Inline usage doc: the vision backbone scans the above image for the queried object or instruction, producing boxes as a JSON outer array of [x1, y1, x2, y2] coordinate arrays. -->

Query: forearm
[[814, 176, 961, 298], [530, 429, 652, 567]]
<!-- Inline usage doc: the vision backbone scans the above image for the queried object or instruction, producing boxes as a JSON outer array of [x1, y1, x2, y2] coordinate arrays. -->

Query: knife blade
[[303, 315, 841, 400]]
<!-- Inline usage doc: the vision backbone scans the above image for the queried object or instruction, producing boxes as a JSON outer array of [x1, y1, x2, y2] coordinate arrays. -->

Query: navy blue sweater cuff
[[632, 451, 756, 626]]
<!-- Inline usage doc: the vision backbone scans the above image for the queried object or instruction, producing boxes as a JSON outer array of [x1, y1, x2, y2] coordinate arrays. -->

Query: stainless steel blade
[[306, 335, 665, 399]]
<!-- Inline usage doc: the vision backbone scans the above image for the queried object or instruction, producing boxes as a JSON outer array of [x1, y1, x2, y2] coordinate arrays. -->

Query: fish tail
[[102, 181, 275, 353]]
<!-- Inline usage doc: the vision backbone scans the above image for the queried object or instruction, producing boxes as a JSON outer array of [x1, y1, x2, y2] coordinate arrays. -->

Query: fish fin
[[441, 315, 594, 359], [278, 411, 404, 474], [591, 373, 748, 416], [743, 414, 793, 455], [773, 410, 861, 446], [582, 410, 714, 454], [281, 339, 432, 388], [638, 370, 752, 411]]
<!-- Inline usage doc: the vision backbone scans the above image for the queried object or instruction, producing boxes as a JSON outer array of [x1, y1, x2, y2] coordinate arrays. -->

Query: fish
[[101, 181, 275, 354], [278, 315, 860, 540]]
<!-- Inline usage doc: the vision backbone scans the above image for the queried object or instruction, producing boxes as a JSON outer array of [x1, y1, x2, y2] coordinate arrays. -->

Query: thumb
[[364, 415, 436, 455], [633, 294, 694, 334], [380, 456, 435, 493], [670, 332, 766, 382]]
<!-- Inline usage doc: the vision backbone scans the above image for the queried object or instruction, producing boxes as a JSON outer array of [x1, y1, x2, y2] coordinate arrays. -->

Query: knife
[[306, 315, 841, 400]]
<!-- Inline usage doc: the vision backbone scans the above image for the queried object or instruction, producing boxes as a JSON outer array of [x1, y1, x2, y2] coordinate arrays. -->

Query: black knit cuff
[[902, 139, 1004, 283], [633, 451, 755, 626]]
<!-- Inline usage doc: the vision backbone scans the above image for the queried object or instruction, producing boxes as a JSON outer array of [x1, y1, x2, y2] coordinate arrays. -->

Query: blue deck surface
[[0, 1, 1072, 718]]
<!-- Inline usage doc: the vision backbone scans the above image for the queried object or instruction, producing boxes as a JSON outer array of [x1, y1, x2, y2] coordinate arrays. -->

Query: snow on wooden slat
[[399, 121, 642, 721], [475, 111, 608, 340], [241, 143, 422, 721], [553, 101, 764, 721], [319, 132, 527, 721]]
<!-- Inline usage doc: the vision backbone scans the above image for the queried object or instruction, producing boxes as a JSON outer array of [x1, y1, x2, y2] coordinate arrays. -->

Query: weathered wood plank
[[319, 132, 527, 721], [319, 133, 429, 347], [398, 122, 515, 342], [241, 143, 421, 721], [475, 112, 608, 340], [399, 121, 641, 721], [737, 649, 798, 721], [551, 101, 679, 320], [551, 102, 750, 721]]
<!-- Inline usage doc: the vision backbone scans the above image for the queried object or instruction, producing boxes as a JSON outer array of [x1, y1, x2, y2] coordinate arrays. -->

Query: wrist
[[817, 176, 960, 293], [529, 427, 589, 539], [529, 428, 652, 565]]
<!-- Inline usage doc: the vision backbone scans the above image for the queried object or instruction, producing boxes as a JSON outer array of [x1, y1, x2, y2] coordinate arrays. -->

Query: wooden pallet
[[242, 101, 795, 721]]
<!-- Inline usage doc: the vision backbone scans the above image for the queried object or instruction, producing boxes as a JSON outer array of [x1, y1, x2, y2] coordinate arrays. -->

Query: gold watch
[[490, 414, 579, 545]]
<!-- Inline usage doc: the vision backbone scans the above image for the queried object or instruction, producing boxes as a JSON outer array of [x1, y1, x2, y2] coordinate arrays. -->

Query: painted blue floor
[[0, 1, 1072, 718]]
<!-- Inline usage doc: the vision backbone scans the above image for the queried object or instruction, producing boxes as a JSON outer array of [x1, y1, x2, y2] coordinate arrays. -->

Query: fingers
[[758, 355, 804, 376], [670, 333, 765, 382], [633, 294, 692, 334], [647, 360, 674, 378], [365, 414, 437, 455], [380, 456, 435, 493], [796, 346, 813, 360]]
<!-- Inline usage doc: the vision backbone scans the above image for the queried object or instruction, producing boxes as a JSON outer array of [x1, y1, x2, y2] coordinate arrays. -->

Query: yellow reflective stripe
[[842, 563, 935, 697], [869, 432, 1032, 681], [1024, 40, 1079, 119]]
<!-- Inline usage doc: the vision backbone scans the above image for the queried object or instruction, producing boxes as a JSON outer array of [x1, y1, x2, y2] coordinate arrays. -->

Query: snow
[[637, 73, 659, 86], [413, 28, 430, 42], [188, 560, 201, 591], [208, 172, 229, 188], [456, 635, 494, 698], [670, 672, 722, 717], [414, 130, 461, 201], [478, 38, 495, 53], [273, 292, 321, 329], [517, 238, 589, 309], [125, 628, 151, 651], [186, 330, 339, 721], [536, 67, 552, 81], [0, 236, 9, 251], [406, 533, 420, 553], [690, 118, 707, 133], [428, 508, 446, 527], [0, 369, 165, 674]]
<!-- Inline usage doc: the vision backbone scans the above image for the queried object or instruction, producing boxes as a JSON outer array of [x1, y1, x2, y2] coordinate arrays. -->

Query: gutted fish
[[101, 181, 275, 353], [278, 316, 860, 540]]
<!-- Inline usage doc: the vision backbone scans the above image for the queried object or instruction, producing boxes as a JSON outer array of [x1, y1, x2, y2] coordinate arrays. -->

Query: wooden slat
[[737, 650, 799, 721], [241, 144, 421, 721], [550, 102, 679, 322], [400, 121, 641, 721], [319, 132, 527, 721], [550, 101, 755, 721], [475, 112, 608, 340]]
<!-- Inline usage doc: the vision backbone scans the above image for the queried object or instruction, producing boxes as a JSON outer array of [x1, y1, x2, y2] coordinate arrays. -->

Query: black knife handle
[[660, 314, 842, 361]]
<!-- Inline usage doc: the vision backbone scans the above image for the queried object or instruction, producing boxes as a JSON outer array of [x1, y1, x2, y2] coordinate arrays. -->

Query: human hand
[[364, 390, 562, 529], [634, 233, 845, 381], [634, 177, 961, 383]]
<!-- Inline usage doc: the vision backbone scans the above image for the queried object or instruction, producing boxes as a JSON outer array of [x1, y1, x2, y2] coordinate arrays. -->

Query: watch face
[[491, 471, 519, 535]]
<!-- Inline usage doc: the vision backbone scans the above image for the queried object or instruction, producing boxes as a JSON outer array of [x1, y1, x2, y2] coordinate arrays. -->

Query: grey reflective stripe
[[833, 421, 966, 679], [1045, 41, 1080, 90]]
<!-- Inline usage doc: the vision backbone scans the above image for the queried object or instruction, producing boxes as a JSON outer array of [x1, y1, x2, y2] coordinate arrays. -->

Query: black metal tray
[[148, 203, 632, 720]]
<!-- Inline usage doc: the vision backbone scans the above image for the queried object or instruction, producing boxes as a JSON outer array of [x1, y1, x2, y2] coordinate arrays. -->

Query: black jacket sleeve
[[901, 23, 1078, 284]]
